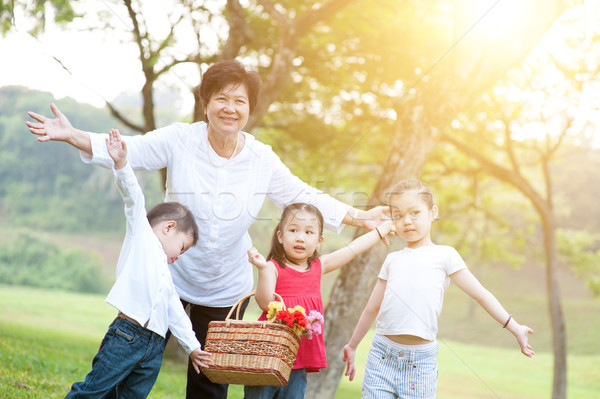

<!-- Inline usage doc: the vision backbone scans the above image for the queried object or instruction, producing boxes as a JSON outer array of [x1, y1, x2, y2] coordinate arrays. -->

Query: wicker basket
[[201, 292, 301, 386]]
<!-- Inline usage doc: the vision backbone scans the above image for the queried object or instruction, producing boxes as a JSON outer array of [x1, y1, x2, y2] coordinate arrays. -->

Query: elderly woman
[[26, 59, 387, 398]]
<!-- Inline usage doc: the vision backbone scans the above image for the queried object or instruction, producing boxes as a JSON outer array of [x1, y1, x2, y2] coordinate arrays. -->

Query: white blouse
[[82, 122, 350, 307]]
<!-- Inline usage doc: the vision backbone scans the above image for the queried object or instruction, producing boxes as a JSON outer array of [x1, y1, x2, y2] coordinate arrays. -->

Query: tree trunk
[[307, 102, 439, 399], [543, 215, 567, 399]]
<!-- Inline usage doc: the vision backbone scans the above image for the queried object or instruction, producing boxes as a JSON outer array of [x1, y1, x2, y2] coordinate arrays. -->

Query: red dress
[[257, 258, 326, 372]]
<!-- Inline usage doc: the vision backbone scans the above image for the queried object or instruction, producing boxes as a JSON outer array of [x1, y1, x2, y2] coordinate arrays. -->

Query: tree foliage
[[0, 230, 110, 293], [0, 0, 78, 35]]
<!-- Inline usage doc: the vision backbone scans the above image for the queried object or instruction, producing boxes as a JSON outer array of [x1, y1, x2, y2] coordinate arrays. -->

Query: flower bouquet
[[267, 301, 324, 339]]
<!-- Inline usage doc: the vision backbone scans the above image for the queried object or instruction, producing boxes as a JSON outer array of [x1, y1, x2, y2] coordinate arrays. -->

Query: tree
[[0, 0, 77, 35], [309, 1, 567, 398], [440, 9, 600, 396]]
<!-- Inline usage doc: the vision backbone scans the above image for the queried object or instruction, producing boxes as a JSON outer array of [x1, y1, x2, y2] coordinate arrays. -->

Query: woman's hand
[[247, 247, 269, 270], [346, 206, 393, 246], [26, 103, 75, 143], [25, 103, 93, 154]]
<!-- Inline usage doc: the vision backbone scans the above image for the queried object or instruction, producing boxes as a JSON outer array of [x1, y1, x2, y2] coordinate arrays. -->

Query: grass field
[[1, 285, 599, 398]]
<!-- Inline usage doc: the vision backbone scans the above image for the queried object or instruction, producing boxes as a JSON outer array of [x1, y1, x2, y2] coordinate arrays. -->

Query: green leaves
[[0, 0, 78, 36], [0, 231, 110, 293]]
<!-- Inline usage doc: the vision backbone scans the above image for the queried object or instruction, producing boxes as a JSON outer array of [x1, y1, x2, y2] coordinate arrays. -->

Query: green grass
[[1, 285, 599, 398]]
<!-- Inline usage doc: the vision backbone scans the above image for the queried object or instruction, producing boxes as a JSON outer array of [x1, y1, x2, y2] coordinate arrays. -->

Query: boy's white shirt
[[104, 163, 200, 354], [376, 245, 467, 341]]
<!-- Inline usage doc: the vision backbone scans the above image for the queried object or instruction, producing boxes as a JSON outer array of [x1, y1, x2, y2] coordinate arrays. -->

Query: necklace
[[206, 133, 240, 168]]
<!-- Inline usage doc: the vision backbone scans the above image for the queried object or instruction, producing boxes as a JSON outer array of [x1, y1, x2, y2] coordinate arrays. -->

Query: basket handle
[[225, 291, 285, 321]]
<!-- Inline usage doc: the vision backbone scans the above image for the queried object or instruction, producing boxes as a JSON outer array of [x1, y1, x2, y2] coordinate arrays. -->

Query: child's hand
[[342, 344, 357, 381], [106, 128, 127, 170], [374, 220, 396, 247], [189, 347, 213, 373], [247, 247, 269, 270], [510, 322, 535, 357], [376, 220, 396, 236]]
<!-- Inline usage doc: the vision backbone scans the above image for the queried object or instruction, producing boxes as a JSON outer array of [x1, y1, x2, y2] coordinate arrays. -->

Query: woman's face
[[204, 82, 250, 138]]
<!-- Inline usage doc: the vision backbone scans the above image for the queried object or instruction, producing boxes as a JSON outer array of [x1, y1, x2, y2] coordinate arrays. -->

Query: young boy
[[65, 129, 212, 398]]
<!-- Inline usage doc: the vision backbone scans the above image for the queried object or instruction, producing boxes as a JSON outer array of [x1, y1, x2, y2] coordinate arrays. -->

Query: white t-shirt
[[376, 245, 467, 341], [82, 122, 349, 306]]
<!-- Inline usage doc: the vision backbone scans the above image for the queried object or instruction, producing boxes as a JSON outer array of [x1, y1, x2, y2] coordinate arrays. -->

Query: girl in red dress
[[246, 203, 394, 399]]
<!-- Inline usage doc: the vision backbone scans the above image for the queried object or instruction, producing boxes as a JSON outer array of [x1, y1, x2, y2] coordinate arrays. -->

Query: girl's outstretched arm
[[343, 278, 387, 381], [247, 247, 278, 311], [450, 269, 535, 357], [320, 220, 395, 274]]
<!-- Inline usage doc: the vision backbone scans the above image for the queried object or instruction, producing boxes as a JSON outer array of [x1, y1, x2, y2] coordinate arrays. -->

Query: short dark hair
[[267, 203, 324, 269], [198, 59, 261, 117], [147, 202, 199, 246]]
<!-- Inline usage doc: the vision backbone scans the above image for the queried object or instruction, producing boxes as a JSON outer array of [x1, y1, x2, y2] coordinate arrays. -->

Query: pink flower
[[268, 303, 324, 339]]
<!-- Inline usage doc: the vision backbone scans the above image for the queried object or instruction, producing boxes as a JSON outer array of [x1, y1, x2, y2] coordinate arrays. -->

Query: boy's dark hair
[[147, 202, 199, 246], [197, 59, 261, 119], [267, 203, 324, 269]]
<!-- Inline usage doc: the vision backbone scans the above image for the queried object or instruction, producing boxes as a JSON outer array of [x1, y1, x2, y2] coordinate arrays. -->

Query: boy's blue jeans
[[65, 317, 165, 399], [243, 369, 308, 399]]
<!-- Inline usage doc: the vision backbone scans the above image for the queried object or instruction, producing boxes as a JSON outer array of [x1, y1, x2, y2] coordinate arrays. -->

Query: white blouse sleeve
[[265, 148, 350, 233], [80, 123, 184, 171]]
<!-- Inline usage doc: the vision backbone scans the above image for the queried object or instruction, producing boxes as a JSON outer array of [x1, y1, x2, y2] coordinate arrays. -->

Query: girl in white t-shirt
[[343, 179, 535, 398]]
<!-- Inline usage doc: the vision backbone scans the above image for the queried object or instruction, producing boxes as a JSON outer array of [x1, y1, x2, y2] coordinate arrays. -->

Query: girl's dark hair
[[267, 203, 324, 269], [147, 202, 199, 246], [198, 59, 261, 119], [386, 179, 435, 209]]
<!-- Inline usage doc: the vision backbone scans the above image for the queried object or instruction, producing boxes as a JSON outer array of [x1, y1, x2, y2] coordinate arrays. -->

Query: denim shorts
[[65, 317, 165, 399], [362, 335, 438, 399]]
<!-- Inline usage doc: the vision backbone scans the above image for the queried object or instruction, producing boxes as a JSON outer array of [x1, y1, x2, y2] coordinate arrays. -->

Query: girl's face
[[277, 210, 324, 266], [204, 83, 250, 138], [389, 190, 438, 248]]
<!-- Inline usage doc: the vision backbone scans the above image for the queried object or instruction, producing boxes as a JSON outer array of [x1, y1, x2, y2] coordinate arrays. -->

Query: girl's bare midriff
[[386, 334, 434, 345]]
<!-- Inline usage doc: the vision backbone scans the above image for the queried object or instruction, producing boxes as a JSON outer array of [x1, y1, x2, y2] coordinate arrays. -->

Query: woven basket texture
[[201, 293, 301, 386]]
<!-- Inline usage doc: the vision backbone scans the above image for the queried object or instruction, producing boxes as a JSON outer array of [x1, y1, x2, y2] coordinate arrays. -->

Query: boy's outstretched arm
[[320, 220, 395, 274], [343, 278, 386, 381], [451, 269, 535, 357], [189, 347, 213, 373]]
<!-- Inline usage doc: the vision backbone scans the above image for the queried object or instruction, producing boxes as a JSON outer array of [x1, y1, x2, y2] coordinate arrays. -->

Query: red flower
[[293, 311, 308, 328], [276, 310, 295, 327]]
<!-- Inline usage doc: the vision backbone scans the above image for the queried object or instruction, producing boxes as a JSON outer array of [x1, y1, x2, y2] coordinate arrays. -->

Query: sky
[[1, 30, 134, 108], [0, 2, 200, 110]]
